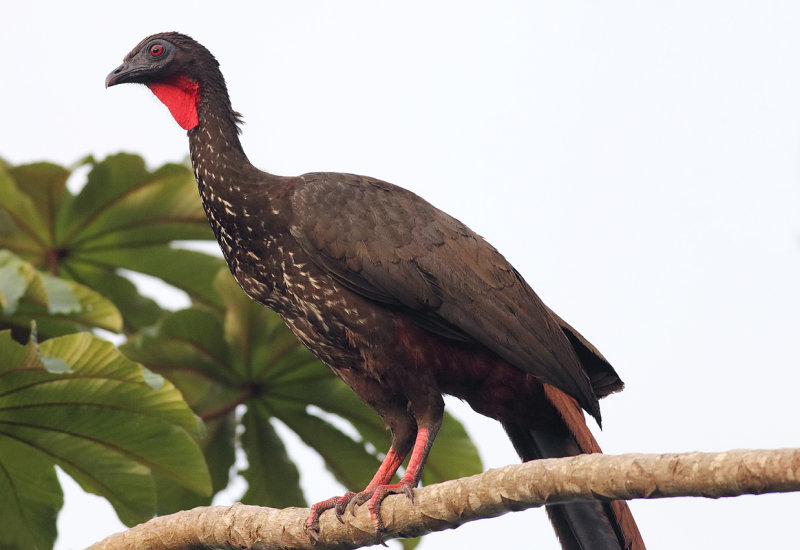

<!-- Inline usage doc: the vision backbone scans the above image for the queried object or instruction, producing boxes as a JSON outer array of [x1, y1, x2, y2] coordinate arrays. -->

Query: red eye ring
[[150, 44, 164, 57]]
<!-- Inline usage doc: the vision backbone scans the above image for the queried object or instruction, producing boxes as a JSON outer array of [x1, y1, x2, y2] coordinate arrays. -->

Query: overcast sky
[[4, 2, 800, 549]]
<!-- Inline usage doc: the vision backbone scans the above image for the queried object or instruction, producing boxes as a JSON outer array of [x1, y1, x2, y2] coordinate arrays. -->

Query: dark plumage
[[107, 32, 645, 549]]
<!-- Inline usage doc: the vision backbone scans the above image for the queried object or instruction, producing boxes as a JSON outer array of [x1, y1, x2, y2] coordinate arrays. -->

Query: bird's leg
[[333, 446, 407, 519], [305, 411, 416, 538], [305, 447, 409, 538], [362, 413, 443, 532]]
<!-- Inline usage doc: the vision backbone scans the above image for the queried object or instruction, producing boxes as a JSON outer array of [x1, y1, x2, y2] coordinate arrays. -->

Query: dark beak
[[105, 62, 132, 88], [106, 60, 149, 88], [105, 64, 126, 88]]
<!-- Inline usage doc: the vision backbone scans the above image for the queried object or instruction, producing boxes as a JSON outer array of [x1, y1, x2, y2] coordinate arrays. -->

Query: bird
[[106, 32, 645, 550]]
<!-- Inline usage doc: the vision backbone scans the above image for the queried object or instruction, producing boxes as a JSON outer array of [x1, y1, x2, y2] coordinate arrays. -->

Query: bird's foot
[[333, 491, 359, 519], [305, 494, 353, 541], [304, 483, 415, 544], [363, 481, 416, 532]]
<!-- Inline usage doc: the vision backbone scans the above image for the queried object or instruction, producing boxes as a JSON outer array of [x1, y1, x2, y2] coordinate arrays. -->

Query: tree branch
[[88, 448, 800, 550]]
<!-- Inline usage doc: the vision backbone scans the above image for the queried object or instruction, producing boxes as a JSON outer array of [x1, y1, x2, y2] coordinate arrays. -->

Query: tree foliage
[[0, 154, 482, 550]]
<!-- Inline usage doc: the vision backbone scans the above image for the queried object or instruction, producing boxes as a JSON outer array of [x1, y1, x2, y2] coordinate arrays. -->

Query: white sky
[[3, 2, 800, 549]]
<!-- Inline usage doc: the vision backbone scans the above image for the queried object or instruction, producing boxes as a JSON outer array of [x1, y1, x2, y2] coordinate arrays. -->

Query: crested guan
[[107, 32, 645, 549]]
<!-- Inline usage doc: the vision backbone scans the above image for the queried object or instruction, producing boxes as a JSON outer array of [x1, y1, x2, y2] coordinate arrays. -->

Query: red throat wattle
[[146, 74, 200, 130]]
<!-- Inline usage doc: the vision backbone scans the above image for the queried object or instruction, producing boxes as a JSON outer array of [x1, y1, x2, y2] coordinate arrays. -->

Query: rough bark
[[88, 448, 800, 550]]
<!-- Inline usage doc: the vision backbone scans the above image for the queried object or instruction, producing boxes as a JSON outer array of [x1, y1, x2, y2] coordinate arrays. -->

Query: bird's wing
[[290, 173, 601, 419]]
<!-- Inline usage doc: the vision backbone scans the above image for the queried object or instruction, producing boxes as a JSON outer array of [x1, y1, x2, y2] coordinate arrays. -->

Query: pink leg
[[365, 424, 439, 532], [339, 447, 407, 513], [363, 448, 408, 490], [305, 395, 442, 541]]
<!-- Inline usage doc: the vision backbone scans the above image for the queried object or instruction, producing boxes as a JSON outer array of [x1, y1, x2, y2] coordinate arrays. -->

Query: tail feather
[[503, 386, 645, 550], [546, 501, 626, 550]]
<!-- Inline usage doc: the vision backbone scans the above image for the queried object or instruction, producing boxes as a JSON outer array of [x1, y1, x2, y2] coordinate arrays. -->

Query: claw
[[304, 512, 321, 544], [334, 492, 357, 522], [306, 495, 342, 541], [366, 480, 417, 532], [307, 480, 417, 542], [351, 489, 373, 516]]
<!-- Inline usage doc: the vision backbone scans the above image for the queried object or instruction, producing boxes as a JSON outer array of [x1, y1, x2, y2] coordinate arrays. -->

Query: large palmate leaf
[[0, 154, 223, 333], [122, 270, 483, 514], [0, 250, 121, 339], [0, 330, 211, 550]]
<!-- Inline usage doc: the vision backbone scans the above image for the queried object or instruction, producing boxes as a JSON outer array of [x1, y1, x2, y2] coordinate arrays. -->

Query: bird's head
[[106, 32, 221, 131]]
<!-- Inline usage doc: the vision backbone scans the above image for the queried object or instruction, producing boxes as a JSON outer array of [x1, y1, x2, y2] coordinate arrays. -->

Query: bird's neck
[[186, 80, 261, 214], [146, 70, 254, 182], [188, 81, 250, 168], [185, 81, 263, 266]]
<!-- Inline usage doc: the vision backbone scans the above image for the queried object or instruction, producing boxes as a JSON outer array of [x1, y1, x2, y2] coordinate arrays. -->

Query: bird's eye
[[149, 44, 164, 57]]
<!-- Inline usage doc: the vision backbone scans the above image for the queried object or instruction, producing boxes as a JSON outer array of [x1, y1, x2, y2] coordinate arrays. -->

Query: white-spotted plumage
[[108, 32, 643, 550]]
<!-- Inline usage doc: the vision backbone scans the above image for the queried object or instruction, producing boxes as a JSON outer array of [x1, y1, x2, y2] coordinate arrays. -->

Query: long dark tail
[[503, 386, 645, 550]]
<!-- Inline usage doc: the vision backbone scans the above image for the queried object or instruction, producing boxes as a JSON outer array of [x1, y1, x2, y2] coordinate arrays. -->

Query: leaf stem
[[200, 386, 256, 422], [45, 249, 60, 276]]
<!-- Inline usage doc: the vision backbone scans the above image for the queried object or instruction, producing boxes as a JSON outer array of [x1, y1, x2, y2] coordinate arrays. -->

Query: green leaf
[[122, 308, 237, 387], [0, 330, 211, 538], [0, 437, 62, 550], [276, 403, 383, 491], [64, 262, 163, 332], [279, 375, 391, 451], [153, 411, 236, 515], [400, 537, 422, 550], [0, 162, 50, 249], [75, 245, 225, 309], [0, 250, 122, 337], [38, 334, 206, 437], [241, 401, 305, 508], [56, 155, 208, 245], [56, 153, 150, 240], [199, 412, 237, 496], [8, 162, 70, 242], [0, 154, 220, 332], [0, 250, 32, 314]]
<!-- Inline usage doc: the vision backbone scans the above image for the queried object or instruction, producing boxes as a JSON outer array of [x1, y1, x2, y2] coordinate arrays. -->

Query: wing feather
[[290, 173, 602, 419]]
